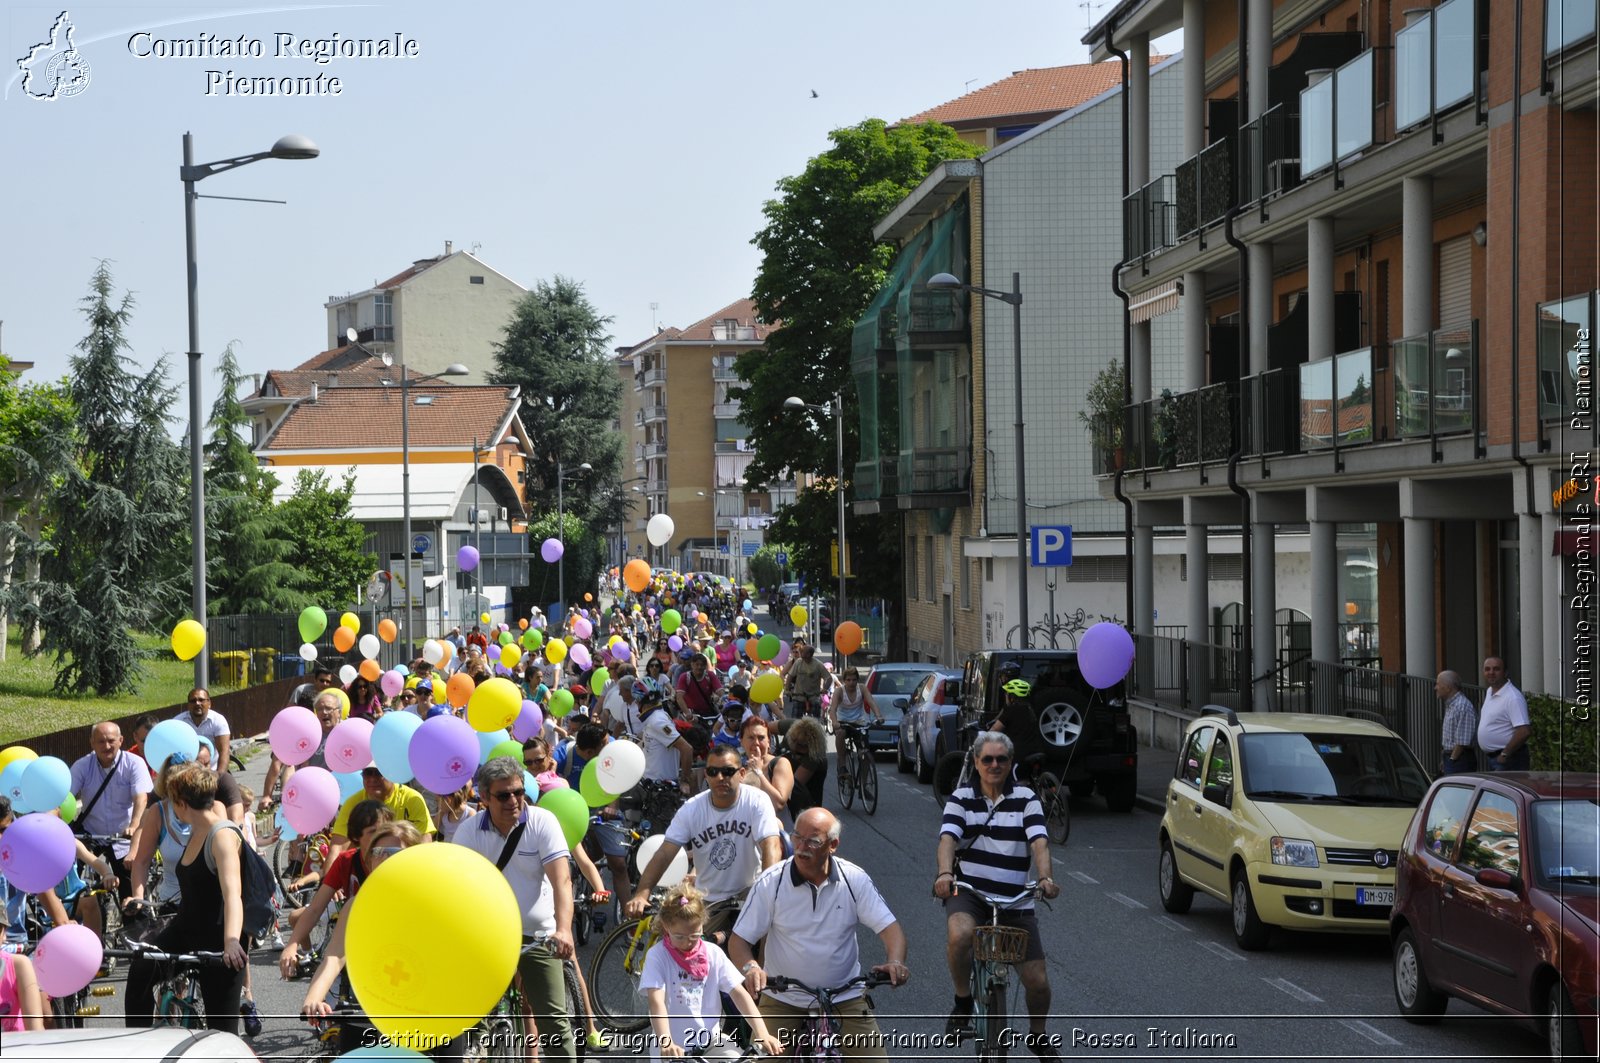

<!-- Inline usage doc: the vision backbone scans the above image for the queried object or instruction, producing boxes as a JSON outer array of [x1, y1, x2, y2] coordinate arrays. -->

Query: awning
[[1129, 280, 1180, 324], [424, 574, 447, 589], [1554, 529, 1596, 556]]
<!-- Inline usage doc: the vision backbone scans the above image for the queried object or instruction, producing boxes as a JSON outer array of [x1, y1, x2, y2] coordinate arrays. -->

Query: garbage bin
[[211, 650, 248, 687], [276, 653, 306, 679], [252, 648, 277, 685]]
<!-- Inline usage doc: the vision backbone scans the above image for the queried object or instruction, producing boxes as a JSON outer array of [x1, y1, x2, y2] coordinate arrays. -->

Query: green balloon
[[522, 629, 544, 650], [660, 609, 682, 635], [549, 689, 576, 718], [580, 760, 619, 809], [757, 633, 781, 661], [298, 605, 328, 645], [489, 739, 523, 762], [538, 786, 590, 849], [58, 792, 78, 824], [589, 667, 610, 697]]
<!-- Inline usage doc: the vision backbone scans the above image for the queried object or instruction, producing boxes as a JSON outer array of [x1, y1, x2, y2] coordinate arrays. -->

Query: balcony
[[714, 440, 753, 454], [1392, 322, 1481, 445], [633, 409, 645, 427], [634, 367, 667, 391], [1298, 348, 1376, 451], [712, 402, 741, 419], [1237, 104, 1301, 206], [641, 404, 668, 425], [1122, 175, 1177, 261], [710, 324, 759, 341], [711, 360, 738, 382], [1174, 139, 1234, 240], [1238, 369, 1301, 458], [852, 458, 900, 503], [906, 290, 966, 345], [1301, 47, 1386, 179], [1395, 0, 1482, 134], [1537, 293, 1593, 423], [895, 447, 970, 508], [1123, 382, 1238, 471], [645, 478, 667, 493], [644, 441, 668, 459]]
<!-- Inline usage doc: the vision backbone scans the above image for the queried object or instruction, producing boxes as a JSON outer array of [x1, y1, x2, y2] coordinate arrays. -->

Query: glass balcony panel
[[1434, 0, 1476, 110], [1301, 78, 1334, 174], [1395, 16, 1432, 130], [1299, 359, 1335, 450], [1430, 324, 1476, 435], [1333, 348, 1375, 446], [1335, 51, 1374, 160], [1547, 0, 1598, 54], [1537, 294, 1593, 421], [1393, 336, 1432, 438]]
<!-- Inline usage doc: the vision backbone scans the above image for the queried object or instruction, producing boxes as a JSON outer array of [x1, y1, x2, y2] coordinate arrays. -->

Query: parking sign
[[1029, 525, 1073, 567]]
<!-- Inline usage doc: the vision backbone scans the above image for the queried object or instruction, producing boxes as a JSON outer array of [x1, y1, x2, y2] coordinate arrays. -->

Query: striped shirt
[[940, 781, 1046, 908]]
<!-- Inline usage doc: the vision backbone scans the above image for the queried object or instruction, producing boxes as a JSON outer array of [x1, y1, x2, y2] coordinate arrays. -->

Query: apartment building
[[1084, 0, 1598, 711]]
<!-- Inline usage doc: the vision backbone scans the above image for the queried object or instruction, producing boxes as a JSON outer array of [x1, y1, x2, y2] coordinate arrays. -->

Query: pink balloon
[[33, 923, 102, 996], [281, 766, 341, 836], [573, 616, 593, 640], [569, 644, 592, 671], [511, 699, 544, 742], [380, 669, 405, 698], [772, 640, 792, 667], [269, 706, 322, 767], [408, 714, 481, 795], [0, 813, 75, 893], [324, 718, 374, 774], [535, 770, 568, 794], [611, 642, 632, 662], [667, 635, 683, 652]]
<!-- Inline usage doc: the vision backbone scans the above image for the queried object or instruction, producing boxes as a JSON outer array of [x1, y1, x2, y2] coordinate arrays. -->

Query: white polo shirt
[[731, 856, 897, 1008], [639, 708, 684, 782], [1477, 680, 1531, 751], [173, 708, 230, 745], [68, 750, 153, 859], [452, 805, 569, 936]]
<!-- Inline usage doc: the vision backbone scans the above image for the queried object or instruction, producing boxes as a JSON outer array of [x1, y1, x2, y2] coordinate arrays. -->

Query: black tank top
[[156, 827, 226, 952]]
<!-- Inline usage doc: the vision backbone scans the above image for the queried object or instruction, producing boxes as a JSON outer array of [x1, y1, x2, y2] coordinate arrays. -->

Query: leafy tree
[[513, 510, 604, 614], [748, 543, 785, 593], [0, 361, 76, 660], [769, 484, 902, 603], [22, 264, 187, 694], [272, 468, 374, 607]]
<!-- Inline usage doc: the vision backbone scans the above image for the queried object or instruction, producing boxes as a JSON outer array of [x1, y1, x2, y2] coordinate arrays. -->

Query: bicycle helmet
[[1002, 678, 1032, 698], [679, 648, 700, 662], [997, 660, 1023, 680], [629, 678, 651, 699]]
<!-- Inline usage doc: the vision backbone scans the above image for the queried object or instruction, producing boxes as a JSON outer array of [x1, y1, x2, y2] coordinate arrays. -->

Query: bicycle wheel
[[978, 975, 1009, 1062], [587, 917, 657, 1033], [1038, 772, 1070, 846], [574, 891, 592, 947], [467, 997, 519, 1063], [859, 748, 879, 815], [564, 959, 591, 1060], [49, 990, 83, 1028], [838, 747, 856, 809], [96, 890, 126, 950], [228, 753, 247, 775]]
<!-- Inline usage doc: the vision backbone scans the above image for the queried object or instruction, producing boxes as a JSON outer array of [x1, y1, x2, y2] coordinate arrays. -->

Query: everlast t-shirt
[[664, 786, 782, 903]]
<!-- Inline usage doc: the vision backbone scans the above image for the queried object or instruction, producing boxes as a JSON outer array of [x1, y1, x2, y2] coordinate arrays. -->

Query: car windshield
[[1238, 732, 1429, 806], [873, 671, 927, 695], [1531, 798, 1600, 892]]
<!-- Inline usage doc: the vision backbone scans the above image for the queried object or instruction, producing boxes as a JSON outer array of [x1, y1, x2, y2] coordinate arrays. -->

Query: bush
[[1527, 694, 1599, 773]]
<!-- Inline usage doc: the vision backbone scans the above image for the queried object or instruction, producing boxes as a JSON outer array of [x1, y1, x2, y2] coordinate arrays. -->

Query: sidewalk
[[1134, 744, 1175, 814]]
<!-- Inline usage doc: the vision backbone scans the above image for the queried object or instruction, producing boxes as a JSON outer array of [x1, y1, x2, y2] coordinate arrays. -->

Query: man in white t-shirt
[[174, 688, 230, 769], [626, 744, 783, 940], [1477, 656, 1532, 771], [453, 755, 576, 1062], [637, 688, 693, 791]]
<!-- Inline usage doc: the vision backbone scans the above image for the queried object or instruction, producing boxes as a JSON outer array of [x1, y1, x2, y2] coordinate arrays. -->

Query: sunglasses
[[979, 755, 1012, 766], [705, 766, 741, 779], [371, 845, 403, 858], [490, 789, 526, 803]]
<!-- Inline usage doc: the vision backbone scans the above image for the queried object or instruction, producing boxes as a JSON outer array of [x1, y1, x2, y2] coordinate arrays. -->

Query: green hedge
[[1528, 694, 1599, 773]]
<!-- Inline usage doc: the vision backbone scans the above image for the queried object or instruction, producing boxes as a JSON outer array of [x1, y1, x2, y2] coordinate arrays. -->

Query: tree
[[272, 468, 374, 607], [748, 543, 786, 593], [22, 264, 187, 694], [513, 510, 605, 614], [0, 360, 76, 660]]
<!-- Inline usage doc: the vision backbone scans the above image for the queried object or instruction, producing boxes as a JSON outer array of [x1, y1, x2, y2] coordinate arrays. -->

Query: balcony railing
[[1301, 47, 1385, 178], [641, 404, 668, 424], [1122, 174, 1177, 261], [1237, 104, 1301, 206], [644, 441, 668, 459], [1238, 369, 1300, 458], [1298, 348, 1375, 451], [645, 478, 667, 493], [633, 409, 645, 427], [896, 447, 970, 496], [852, 458, 899, 502], [1175, 139, 1234, 239], [710, 324, 758, 341], [907, 290, 966, 335], [1547, 0, 1598, 55], [1395, 0, 1481, 133], [1122, 382, 1238, 471], [711, 360, 738, 381], [712, 402, 741, 419], [1537, 292, 1594, 423], [634, 367, 667, 390], [1392, 321, 1481, 446]]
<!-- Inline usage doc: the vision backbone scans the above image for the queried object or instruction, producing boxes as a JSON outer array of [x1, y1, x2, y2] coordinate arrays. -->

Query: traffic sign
[[1029, 525, 1073, 567], [411, 533, 432, 556], [776, 552, 787, 566]]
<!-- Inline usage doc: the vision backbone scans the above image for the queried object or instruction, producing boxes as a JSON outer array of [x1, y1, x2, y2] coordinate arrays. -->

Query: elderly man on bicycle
[[934, 730, 1061, 1062]]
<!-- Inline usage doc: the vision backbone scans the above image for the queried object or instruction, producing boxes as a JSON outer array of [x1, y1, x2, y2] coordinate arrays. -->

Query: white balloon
[[422, 640, 445, 666], [338, 664, 358, 685], [299, 642, 318, 662], [593, 740, 645, 793], [358, 633, 381, 660], [634, 833, 689, 887], [646, 512, 676, 548]]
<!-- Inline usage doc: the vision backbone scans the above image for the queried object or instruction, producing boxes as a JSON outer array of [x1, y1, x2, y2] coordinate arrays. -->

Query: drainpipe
[[1108, 22, 1136, 628], [1223, 0, 1254, 706]]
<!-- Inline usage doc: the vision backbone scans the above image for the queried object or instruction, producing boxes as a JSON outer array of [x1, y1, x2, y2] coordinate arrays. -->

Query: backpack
[[204, 821, 280, 940]]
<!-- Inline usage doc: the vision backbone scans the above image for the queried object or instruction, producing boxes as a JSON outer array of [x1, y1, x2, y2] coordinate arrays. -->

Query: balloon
[[541, 538, 564, 564], [537, 787, 589, 849], [0, 747, 37, 775], [488, 739, 524, 763], [269, 706, 322, 766], [834, 621, 864, 656], [593, 740, 645, 793], [298, 606, 328, 644], [420, 640, 444, 666], [511, 700, 544, 742], [408, 715, 481, 795], [396, 664, 410, 677], [746, 623, 757, 635], [333, 626, 356, 654], [742, 599, 753, 611], [750, 673, 783, 704], [480, 612, 492, 625], [346, 844, 521, 1048], [519, 618, 529, 630], [633, 833, 689, 887], [579, 761, 620, 808], [339, 664, 358, 686], [371, 711, 424, 784], [300, 642, 319, 662], [338, 1047, 430, 1061], [521, 629, 544, 651], [359, 659, 382, 683], [325, 718, 375, 774], [624, 559, 652, 593], [170, 619, 206, 661], [340, 612, 361, 633], [611, 642, 632, 662], [144, 720, 200, 776], [0, 813, 76, 892], [545, 639, 567, 665], [743, 638, 759, 659], [334, 771, 364, 802], [660, 609, 682, 635], [772, 640, 792, 668], [589, 667, 611, 696], [668, 635, 684, 652], [282, 766, 341, 836], [476, 728, 510, 765], [790, 605, 809, 627], [378, 618, 398, 644], [58, 793, 77, 825], [646, 512, 676, 548], [446, 672, 476, 708], [32, 922, 102, 997], [457, 545, 480, 572], [468, 677, 523, 733], [359, 633, 381, 660], [549, 689, 575, 718], [19, 757, 70, 812], [333, 687, 352, 718], [492, 631, 509, 649], [494, 644, 517, 670], [568, 644, 592, 671], [0, 761, 30, 812], [1078, 622, 1137, 689], [380, 669, 405, 698], [756, 633, 780, 661], [585, 593, 594, 602]]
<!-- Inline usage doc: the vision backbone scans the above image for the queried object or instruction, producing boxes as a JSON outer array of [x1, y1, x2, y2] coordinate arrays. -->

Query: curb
[[1134, 791, 1165, 815]]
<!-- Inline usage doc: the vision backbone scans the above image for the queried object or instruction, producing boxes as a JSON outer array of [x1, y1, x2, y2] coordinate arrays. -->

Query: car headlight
[[1270, 837, 1320, 868]]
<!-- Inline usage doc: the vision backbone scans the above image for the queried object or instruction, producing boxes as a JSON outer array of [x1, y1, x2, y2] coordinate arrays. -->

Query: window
[[469, 275, 485, 285], [1206, 731, 1234, 794], [1460, 791, 1521, 877], [374, 292, 392, 327], [1421, 785, 1475, 861], [1178, 726, 1215, 787], [984, 558, 993, 582], [961, 557, 972, 610], [908, 538, 919, 601]]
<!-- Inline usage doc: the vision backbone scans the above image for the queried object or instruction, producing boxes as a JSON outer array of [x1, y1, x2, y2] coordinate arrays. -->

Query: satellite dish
[[380, 351, 394, 368], [345, 327, 358, 345]]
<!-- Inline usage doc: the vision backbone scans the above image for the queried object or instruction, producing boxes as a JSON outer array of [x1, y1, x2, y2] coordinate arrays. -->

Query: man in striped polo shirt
[[934, 730, 1062, 1061]]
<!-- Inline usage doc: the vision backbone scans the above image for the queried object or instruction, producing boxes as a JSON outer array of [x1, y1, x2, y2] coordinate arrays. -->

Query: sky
[[2, 0, 1181, 420]]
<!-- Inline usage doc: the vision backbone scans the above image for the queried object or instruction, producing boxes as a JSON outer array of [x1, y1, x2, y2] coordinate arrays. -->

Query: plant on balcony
[[1079, 360, 1126, 471], [1155, 388, 1180, 468]]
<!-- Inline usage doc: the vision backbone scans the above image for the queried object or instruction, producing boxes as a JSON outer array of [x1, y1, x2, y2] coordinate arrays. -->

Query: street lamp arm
[[180, 150, 278, 183]]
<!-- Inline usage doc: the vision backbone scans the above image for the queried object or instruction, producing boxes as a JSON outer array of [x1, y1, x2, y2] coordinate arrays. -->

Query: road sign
[[776, 552, 787, 566], [411, 533, 432, 556], [1030, 525, 1074, 567], [742, 542, 758, 557]]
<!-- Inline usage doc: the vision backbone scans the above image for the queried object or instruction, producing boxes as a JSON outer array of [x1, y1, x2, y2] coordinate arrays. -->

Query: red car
[[1391, 771, 1599, 1058]]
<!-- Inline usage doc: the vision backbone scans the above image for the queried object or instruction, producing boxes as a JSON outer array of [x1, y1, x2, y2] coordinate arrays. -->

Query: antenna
[[1079, 0, 1107, 29], [471, 242, 482, 254], [345, 327, 358, 345], [964, 78, 978, 92], [650, 302, 660, 332]]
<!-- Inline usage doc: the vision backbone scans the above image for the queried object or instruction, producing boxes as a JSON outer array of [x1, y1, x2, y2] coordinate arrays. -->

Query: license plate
[[1356, 887, 1395, 906]]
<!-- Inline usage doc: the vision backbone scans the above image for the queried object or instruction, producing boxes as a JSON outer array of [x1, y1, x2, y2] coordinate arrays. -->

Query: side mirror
[[1202, 782, 1231, 808], [1475, 866, 1520, 891]]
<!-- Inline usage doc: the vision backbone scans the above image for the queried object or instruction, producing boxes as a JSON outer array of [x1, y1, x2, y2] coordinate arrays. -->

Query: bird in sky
[[810, 89, 818, 98]]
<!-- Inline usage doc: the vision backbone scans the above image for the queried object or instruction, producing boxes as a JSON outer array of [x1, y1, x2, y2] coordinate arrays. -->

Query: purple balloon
[[569, 643, 592, 671], [511, 699, 545, 742], [772, 640, 792, 667], [458, 545, 480, 572], [611, 642, 632, 662], [1078, 622, 1136, 689], [0, 813, 76, 893], [541, 538, 564, 564], [409, 714, 481, 795], [667, 635, 683, 652]]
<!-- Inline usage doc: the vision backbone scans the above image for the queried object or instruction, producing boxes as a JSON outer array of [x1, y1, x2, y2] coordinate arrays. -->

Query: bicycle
[[950, 879, 1046, 1062], [836, 724, 878, 816], [77, 834, 130, 949], [468, 933, 591, 1061], [273, 829, 334, 895], [588, 891, 742, 1035], [762, 972, 890, 1062], [12, 939, 115, 1028], [1017, 755, 1070, 847], [105, 941, 234, 1028]]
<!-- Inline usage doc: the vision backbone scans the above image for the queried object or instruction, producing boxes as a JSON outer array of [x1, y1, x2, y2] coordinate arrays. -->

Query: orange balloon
[[744, 638, 760, 660], [834, 621, 864, 657], [518, 618, 529, 631], [332, 626, 356, 653], [624, 559, 652, 594], [584, 593, 593, 602], [447, 672, 476, 708], [358, 658, 382, 682], [377, 618, 398, 643]]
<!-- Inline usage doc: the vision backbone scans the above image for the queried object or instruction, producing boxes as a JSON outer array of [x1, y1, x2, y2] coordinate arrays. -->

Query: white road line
[[1339, 1020, 1400, 1046], [1264, 977, 1322, 1003], [1198, 940, 1244, 962], [1153, 915, 1190, 932], [1106, 891, 1147, 909], [1067, 870, 1098, 885]]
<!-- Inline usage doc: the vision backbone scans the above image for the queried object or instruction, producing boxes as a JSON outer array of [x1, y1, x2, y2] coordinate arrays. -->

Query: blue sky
[[3, 0, 1180, 416]]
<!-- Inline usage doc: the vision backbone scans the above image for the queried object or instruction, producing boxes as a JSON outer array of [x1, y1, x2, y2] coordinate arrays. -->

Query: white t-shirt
[[452, 806, 569, 936], [640, 709, 684, 783], [638, 939, 744, 1060], [173, 709, 230, 743], [664, 788, 782, 903]]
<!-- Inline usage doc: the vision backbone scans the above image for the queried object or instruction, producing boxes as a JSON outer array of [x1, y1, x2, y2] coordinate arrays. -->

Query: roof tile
[[261, 385, 519, 450], [901, 57, 1166, 126]]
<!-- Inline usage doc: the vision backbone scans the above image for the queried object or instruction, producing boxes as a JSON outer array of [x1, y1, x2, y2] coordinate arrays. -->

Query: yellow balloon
[[468, 676, 523, 733], [347, 844, 521, 1048], [332, 688, 351, 719], [480, 612, 492, 625], [545, 639, 567, 665], [750, 672, 784, 704], [170, 619, 206, 662], [0, 747, 38, 775], [746, 623, 757, 636], [340, 612, 361, 633], [790, 605, 809, 627], [499, 644, 522, 669]]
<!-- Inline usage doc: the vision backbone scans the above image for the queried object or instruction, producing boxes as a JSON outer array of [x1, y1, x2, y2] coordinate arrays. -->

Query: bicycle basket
[[972, 925, 1029, 964]]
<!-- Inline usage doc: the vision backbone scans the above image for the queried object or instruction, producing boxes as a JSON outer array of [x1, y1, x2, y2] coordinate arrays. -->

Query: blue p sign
[[1029, 525, 1073, 567]]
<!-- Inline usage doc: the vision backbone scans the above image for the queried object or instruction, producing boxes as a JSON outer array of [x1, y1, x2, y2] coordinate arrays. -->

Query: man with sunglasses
[[174, 688, 230, 771], [933, 730, 1061, 1061], [454, 755, 577, 1062]]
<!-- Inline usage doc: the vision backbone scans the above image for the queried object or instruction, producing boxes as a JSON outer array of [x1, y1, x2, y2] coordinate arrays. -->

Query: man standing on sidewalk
[[1477, 657, 1531, 771], [1436, 671, 1477, 774]]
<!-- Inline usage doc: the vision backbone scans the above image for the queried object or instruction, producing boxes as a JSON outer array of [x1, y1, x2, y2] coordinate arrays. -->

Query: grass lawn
[[0, 630, 239, 745]]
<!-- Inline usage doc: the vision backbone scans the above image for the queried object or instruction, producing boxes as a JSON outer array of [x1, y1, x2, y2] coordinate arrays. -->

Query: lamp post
[[555, 461, 592, 625], [784, 393, 846, 667], [927, 270, 1029, 648], [182, 131, 319, 686]]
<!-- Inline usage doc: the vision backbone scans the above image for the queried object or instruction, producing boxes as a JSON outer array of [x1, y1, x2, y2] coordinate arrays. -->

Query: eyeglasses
[[978, 755, 1012, 766], [790, 833, 831, 850], [524, 759, 545, 769], [489, 789, 526, 803], [188, 697, 209, 704], [371, 846, 403, 858], [705, 766, 741, 779]]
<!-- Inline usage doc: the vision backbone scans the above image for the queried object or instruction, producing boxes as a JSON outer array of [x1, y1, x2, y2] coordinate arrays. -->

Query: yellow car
[[1157, 710, 1431, 950]]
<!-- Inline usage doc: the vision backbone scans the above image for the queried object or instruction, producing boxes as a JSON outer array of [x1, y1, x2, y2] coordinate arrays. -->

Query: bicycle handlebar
[[764, 971, 890, 997], [951, 878, 1041, 909], [103, 943, 232, 966]]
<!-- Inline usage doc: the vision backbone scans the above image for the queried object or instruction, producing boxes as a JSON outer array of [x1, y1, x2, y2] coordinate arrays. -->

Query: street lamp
[[556, 461, 592, 624], [927, 270, 1030, 648], [784, 393, 846, 666], [182, 131, 319, 686]]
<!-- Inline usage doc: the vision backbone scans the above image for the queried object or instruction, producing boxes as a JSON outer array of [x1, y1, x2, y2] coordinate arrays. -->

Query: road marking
[[1153, 915, 1190, 932], [1106, 891, 1147, 909], [1067, 870, 1098, 885], [1264, 977, 1322, 1002], [1339, 1020, 1400, 1046], [1198, 940, 1243, 962]]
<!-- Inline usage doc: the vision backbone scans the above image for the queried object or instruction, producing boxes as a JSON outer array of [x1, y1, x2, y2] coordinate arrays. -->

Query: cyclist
[[323, 766, 436, 871], [174, 688, 231, 769], [933, 730, 1061, 1061], [987, 674, 1048, 768], [67, 721, 151, 903], [828, 667, 881, 762], [782, 643, 831, 720], [637, 685, 696, 797], [674, 649, 722, 731]]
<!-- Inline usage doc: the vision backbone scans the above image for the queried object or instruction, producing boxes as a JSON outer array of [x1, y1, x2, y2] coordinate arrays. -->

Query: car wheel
[[1392, 927, 1446, 1023], [1102, 774, 1137, 813], [1549, 983, 1582, 1058], [896, 732, 914, 774], [916, 736, 935, 784], [1037, 701, 1083, 748], [1157, 837, 1194, 914], [1230, 869, 1270, 951], [933, 751, 966, 804]]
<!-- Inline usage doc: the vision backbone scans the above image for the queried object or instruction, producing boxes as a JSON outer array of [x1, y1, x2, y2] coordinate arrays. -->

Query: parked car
[[947, 649, 1137, 809], [5, 1028, 259, 1060], [898, 669, 962, 782], [1391, 771, 1599, 1059], [1157, 709, 1431, 951]]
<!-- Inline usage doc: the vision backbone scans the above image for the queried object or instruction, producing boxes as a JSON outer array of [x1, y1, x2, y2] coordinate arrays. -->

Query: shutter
[[1438, 236, 1472, 329]]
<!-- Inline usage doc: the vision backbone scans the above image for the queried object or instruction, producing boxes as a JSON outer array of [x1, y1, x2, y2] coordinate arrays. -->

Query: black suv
[[938, 649, 1137, 811]]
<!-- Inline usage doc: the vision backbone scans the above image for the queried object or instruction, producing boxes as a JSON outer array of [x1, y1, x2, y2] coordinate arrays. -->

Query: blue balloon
[[19, 757, 71, 812], [523, 770, 538, 797], [0, 760, 32, 813], [334, 771, 364, 802], [275, 806, 299, 842], [395, 664, 410, 677], [143, 720, 200, 778], [477, 728, 510, 764], [371, 711, 423, 784], [338, 1044, 430, 1060]]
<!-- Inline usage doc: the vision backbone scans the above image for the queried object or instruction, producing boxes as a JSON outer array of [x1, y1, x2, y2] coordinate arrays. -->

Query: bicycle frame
[[763, 972, 889, 1062], [952, 879, 1040, 1061]]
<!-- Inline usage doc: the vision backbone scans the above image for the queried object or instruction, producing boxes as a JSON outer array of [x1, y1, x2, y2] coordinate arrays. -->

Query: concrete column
[[1132, 319, 1153, 403], [1404, 517, 1437, 678], [1402, 176, 1434, 335], [1543, 511, 1563, 698], [1248, 243, 1273, 375], [1183, 270, 1207, 390], [1129, 33, 1151, 189], [1307, 217, 1335, 361], [1248, 0, 1273, 121], [1311, 520, 1340, 666], [1252, 520, 1277, 709], [1186, 523, 1211, 708], [1519, 512, 1545, 696], [1134, 523, 1156, 695], [1183, 0, 1206, 158]]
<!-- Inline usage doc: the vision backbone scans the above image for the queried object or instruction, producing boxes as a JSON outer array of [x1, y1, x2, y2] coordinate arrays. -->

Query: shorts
[[587, 818, 629, 859], [944, 890, 1046, 963]]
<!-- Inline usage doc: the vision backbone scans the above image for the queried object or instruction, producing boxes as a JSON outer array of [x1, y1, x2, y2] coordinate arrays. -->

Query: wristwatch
[[741, 960, 761, 975]]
